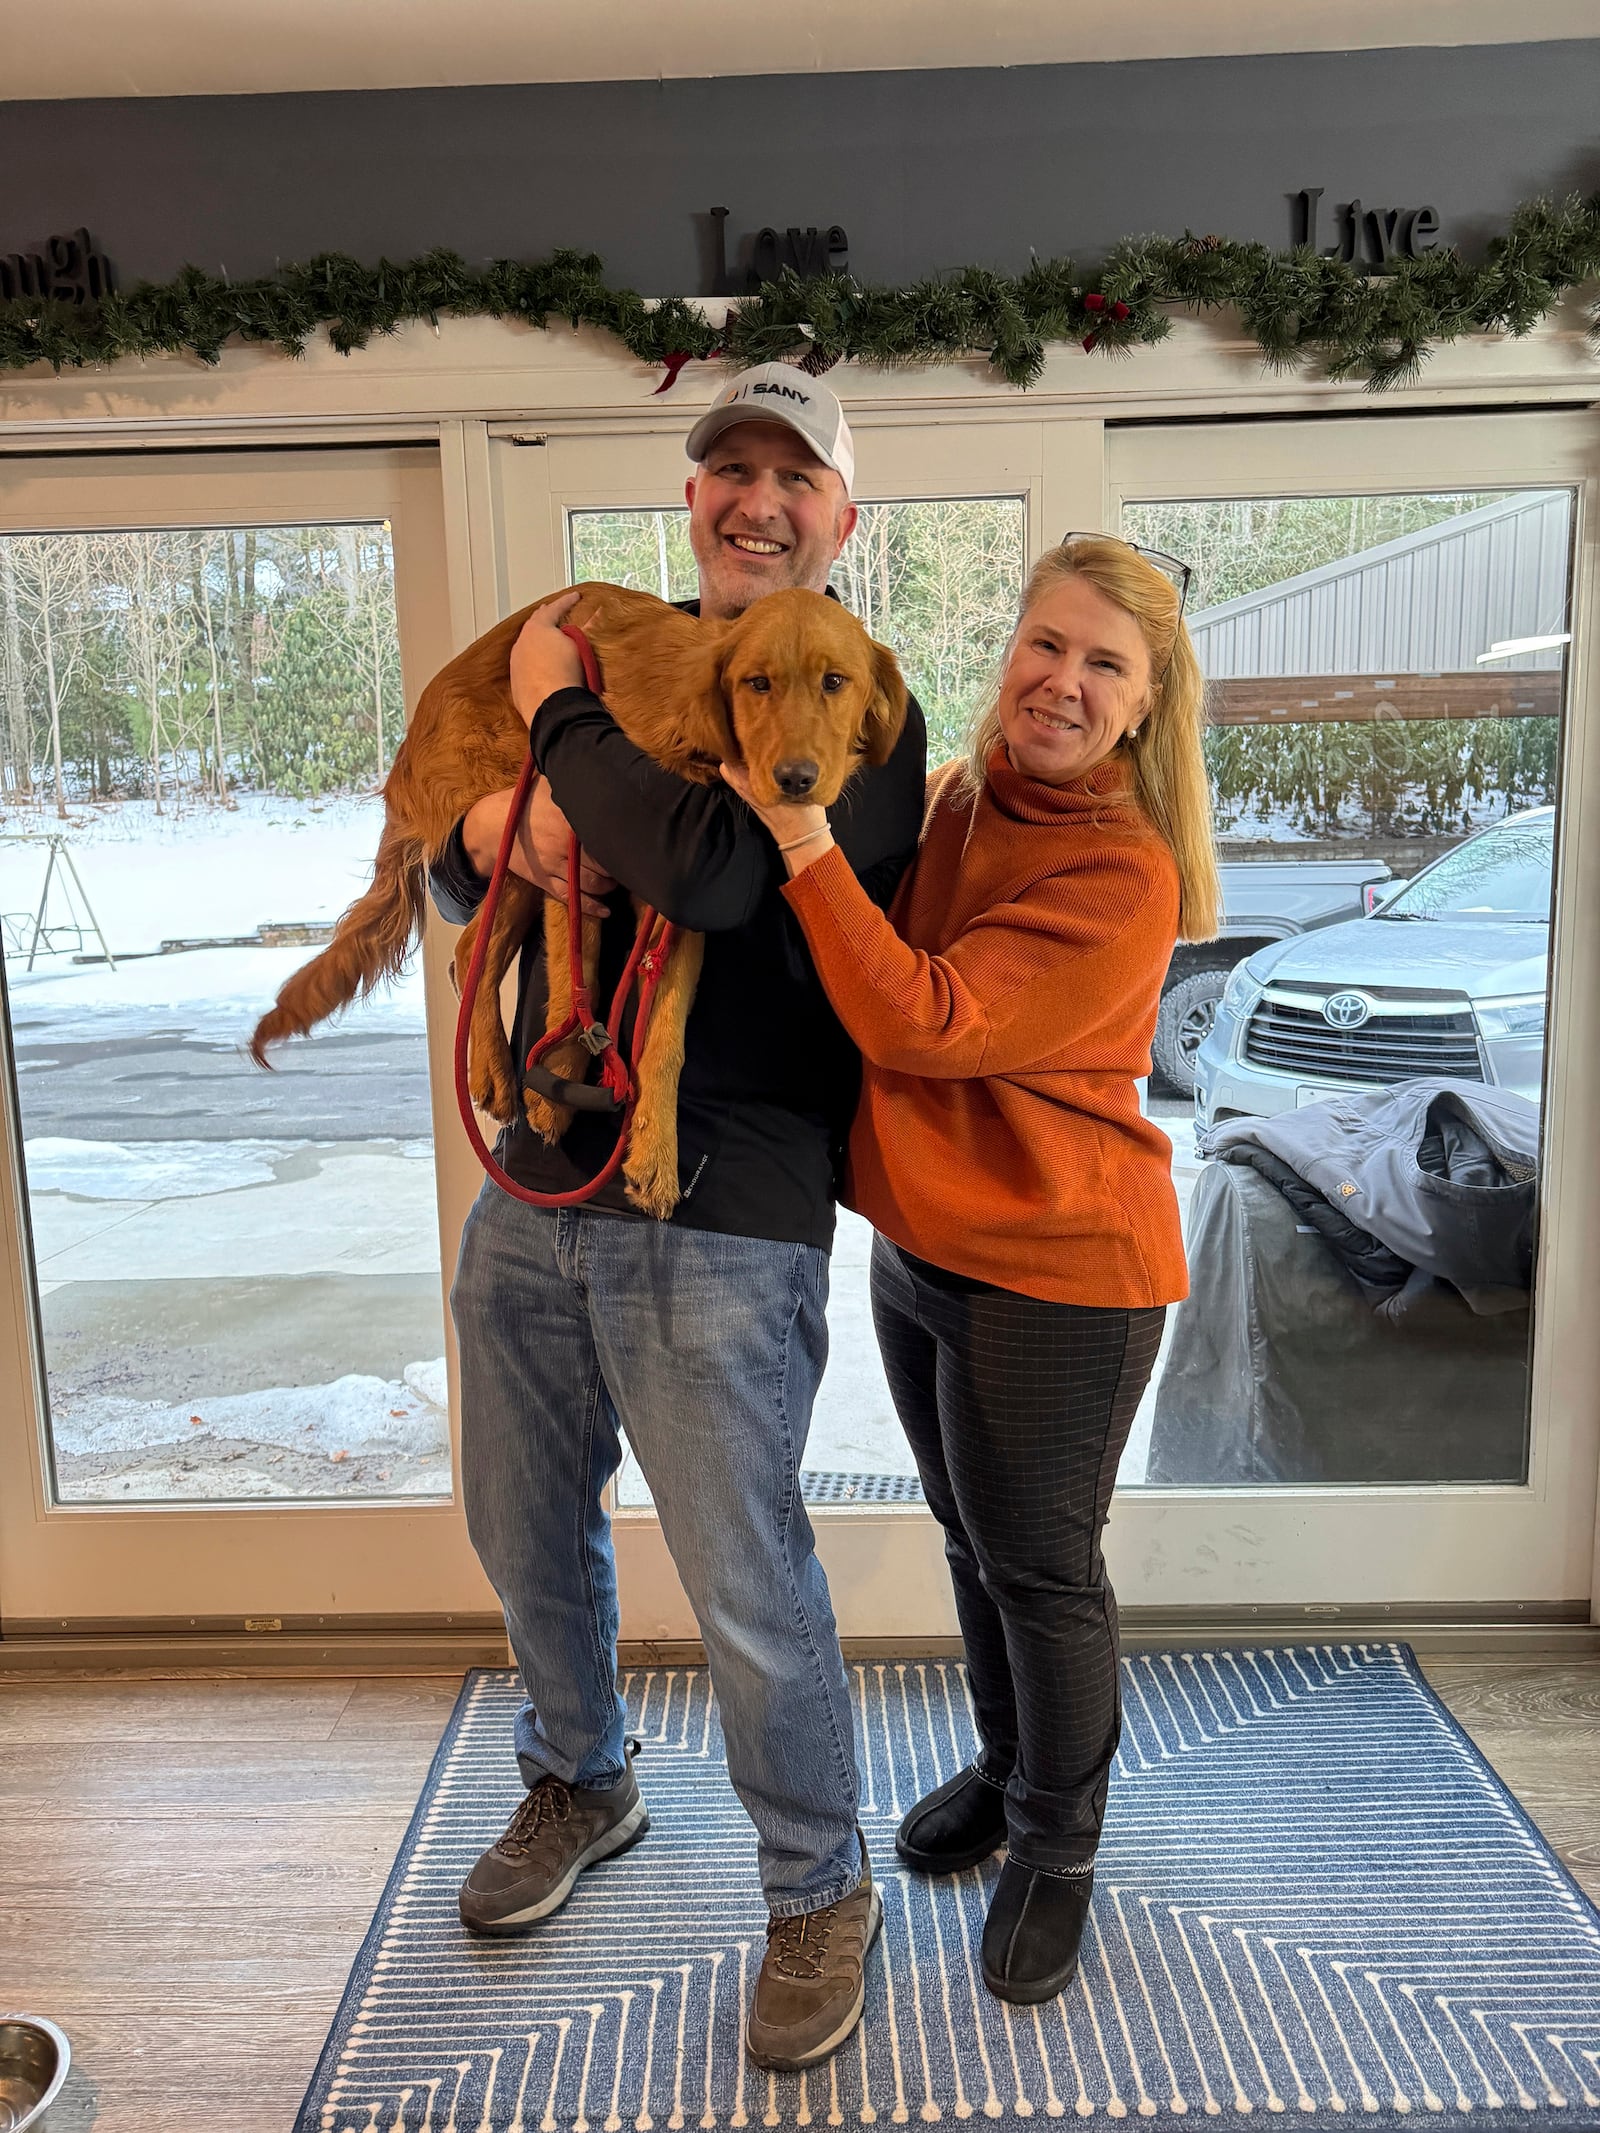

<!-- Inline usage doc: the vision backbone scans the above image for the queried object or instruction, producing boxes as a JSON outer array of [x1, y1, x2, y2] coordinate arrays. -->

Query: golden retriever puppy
[[250, 582, 908, 1217]]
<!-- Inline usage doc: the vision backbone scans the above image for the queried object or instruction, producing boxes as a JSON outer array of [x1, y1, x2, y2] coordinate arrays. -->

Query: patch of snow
[[24, 1135, 303, 1200], [403, 1357, 449, 1407], [1, 792, 431, 1042], [0, 793, 390, 956], [52, 1366, 451, 1461], [6, 942, 427, 1044]]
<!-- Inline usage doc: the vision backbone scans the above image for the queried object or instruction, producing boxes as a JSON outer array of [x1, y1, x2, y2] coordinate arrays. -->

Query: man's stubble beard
[[690, 512, 848, 620], [695, 549, 828, 622]]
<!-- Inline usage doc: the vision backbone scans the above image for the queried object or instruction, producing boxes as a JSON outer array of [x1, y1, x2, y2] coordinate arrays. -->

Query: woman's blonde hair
[[963, 537, 1220, 942]]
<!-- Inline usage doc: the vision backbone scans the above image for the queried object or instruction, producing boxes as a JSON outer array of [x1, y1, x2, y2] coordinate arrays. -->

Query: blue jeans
[[450, 1184, 861, 1916]]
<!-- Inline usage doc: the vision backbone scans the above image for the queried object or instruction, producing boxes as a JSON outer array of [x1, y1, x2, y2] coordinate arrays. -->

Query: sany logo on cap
[[712, 377, 813, 410]]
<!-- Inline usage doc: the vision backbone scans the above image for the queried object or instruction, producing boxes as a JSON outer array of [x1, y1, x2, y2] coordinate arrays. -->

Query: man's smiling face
[[686, 420, 858, 621]]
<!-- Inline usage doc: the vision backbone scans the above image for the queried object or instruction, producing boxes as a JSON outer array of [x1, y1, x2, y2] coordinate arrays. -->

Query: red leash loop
[[452, 621, 681, 1208]]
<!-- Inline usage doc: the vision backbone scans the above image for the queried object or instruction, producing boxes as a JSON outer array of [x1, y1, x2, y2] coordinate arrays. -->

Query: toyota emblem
[[1323, 991, 1373, 1030]]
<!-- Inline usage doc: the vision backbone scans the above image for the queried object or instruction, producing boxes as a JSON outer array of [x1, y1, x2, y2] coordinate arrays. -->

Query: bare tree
[[0, 539, 35, 803], [189, 531, 234, 806], [118, 532, 193, 814], [320, 526, 401, 782], [10, 534, 100, 818]]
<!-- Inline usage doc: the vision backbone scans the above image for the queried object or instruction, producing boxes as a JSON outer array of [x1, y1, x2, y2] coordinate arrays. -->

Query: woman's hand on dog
[[463, 779, 617, 916], [509, 588, 586, 724], [719, 764, 835, 879]]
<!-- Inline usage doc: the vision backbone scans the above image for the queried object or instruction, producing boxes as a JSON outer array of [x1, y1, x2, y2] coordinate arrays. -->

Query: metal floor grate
[[800, 1470, 925, 1504]]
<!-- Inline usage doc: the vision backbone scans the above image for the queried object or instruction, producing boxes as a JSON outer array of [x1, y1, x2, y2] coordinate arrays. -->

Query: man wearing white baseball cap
[[429, 363, 926, 2071], [686, 359, 857, 492]]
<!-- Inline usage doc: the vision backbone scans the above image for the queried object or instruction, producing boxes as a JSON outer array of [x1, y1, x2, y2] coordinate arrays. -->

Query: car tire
[[1153, 968, 1229, 1098]]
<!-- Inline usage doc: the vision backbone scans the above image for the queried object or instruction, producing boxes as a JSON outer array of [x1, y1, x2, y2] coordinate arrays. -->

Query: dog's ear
[[677, 626, 738, 764], [593, 611, 736, 769], [859, 638, 910, 766]]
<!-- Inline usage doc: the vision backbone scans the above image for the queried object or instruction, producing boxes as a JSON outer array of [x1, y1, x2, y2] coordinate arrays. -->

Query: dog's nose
[[774, 759, 820, 799]]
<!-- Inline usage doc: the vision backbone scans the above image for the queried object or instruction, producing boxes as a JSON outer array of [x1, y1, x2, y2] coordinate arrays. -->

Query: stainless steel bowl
[[0, 2018, 69, 2132]]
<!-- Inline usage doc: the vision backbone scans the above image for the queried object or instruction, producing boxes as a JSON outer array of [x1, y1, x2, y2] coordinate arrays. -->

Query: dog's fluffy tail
[[249, 817, 427, 1065]]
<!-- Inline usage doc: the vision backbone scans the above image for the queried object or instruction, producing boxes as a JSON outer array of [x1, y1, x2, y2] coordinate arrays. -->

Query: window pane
[[567, 497, 1027, 1507], [1118, 489, 1569, 1490], [0, 524, 450, 1504]]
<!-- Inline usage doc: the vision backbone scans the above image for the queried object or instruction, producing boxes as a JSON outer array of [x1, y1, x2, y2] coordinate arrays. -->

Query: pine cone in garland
[[798, 345, 841, 375], [1185, 234, 1225, 255]]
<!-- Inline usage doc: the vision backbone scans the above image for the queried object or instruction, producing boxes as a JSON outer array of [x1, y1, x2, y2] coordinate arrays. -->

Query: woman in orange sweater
[[723, 535, 1219, 2006]]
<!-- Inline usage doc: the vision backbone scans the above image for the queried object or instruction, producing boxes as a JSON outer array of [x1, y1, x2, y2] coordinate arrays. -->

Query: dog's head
[[582, 582, 908, 805], [710, 589, 908, 808]]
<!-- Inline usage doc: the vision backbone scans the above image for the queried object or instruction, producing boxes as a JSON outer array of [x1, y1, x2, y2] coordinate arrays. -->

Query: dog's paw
[[524, 1035, 595, 1144], [523, 1089, 571, 1144], [623, 1146, 681, 1222], [469, 1048, 518, 1124]]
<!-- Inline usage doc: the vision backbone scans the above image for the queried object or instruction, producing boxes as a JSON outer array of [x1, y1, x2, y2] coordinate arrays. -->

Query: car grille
[[1242, 995, 1484, 1084]]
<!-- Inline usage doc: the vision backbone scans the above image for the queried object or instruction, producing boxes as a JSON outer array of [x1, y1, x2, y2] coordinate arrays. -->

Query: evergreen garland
[[2, 193, 1597, 391]]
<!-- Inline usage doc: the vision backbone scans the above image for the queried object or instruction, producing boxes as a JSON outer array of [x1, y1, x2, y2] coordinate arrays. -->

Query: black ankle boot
[[981, 1857, 1094, 2003], [895, 1763, 1010, 1873]]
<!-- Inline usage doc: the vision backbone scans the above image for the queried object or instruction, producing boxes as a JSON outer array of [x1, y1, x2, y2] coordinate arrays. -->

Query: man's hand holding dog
[[461, 784, 616, 917], [509, 588, 586, 717], [463, 590, 617, 915]]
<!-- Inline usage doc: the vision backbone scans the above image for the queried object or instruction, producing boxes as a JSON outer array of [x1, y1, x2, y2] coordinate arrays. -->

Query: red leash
[[452, 623, 681, 1207]]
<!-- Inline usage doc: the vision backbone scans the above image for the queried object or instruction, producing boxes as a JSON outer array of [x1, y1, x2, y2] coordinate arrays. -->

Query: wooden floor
[[2, 1660, 1598, 2131]]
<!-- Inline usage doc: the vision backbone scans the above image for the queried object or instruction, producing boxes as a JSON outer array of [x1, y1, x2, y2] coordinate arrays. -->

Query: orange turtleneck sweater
[[781, 749, 1188, 1308]]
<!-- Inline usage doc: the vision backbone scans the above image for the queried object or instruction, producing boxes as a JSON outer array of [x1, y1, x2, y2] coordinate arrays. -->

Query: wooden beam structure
[[1207, 671, 1562, 728]]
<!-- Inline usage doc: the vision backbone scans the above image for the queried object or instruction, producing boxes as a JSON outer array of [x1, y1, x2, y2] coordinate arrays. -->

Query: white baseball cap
[[684, 362, 855, 496]]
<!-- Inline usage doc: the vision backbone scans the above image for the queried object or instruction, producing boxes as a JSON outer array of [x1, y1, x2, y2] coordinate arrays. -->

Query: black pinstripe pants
[[870, 1234, 1166, 1872]]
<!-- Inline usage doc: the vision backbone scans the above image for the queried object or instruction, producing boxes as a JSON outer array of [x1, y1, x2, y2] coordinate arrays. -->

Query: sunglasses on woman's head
[[1057, 531, 1194, 620]]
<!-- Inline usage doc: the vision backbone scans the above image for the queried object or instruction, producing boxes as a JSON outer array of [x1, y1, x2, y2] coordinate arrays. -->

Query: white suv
[[1193, 808, 1552, 1131]]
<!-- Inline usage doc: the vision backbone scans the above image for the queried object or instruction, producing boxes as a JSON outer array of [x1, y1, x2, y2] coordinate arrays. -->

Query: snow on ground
[[7, 941, 426, 1039], [27, 1136, 301, 1199], [1, 793, 428, 1042], [52, 1364, 450, 1462], [0, 792, 389, 954], [24, 1134, 436, 1201]]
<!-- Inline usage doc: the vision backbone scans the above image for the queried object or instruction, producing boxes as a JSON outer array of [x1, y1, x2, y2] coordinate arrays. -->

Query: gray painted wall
[[2, 41, 1597, 294]]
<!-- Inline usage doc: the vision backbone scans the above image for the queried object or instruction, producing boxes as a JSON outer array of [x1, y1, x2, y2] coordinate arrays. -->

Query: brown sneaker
[[458, 1754, 648, 1937], [745, 1834, 882, 2072]]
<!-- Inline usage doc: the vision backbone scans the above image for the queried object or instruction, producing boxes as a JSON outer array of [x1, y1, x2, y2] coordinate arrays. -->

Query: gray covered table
[[1146, 1161, 1530, 1485]]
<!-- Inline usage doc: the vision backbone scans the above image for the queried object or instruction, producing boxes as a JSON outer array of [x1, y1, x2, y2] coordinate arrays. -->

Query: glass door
[[0, 448, 497, 1624], [1105, 409, 1600, 1612], [489, 417, 1078, 1637]]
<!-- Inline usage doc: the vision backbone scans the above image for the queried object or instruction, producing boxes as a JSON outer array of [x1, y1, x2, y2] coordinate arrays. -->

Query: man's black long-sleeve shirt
[[428, 615, 927, 1249]]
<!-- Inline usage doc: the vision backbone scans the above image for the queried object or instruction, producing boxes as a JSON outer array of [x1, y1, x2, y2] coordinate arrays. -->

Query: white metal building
[[1186, 489, 1573, 677]]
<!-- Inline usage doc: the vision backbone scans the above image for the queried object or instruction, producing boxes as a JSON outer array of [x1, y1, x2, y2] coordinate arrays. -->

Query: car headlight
[[1475, 993, 1546, 1039], [1220, 965, 1263, 1018]]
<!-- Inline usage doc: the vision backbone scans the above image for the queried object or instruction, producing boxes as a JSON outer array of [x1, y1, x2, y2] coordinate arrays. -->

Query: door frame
[[0, 446, 501, 1624]]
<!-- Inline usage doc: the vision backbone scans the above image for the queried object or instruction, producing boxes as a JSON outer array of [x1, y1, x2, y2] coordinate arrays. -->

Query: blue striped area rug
[[296, 1648, 1600, 2131]]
